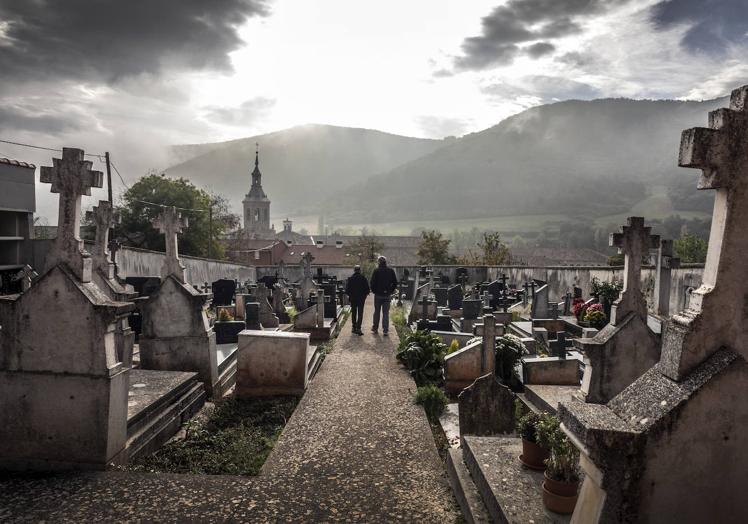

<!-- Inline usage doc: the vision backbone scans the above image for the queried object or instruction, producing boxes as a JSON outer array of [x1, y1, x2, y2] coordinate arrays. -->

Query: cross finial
[[152, 206, 188, 282], [40, 147, 104, 282], [609, 216, 660, 323], [255, 142, 259, 167]]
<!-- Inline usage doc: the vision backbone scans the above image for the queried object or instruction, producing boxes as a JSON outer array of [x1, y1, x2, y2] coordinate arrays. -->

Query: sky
[[0, 0, 747, 221]]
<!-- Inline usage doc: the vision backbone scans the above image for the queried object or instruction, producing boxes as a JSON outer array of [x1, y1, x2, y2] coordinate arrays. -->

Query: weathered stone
[[236, 330, 314, 396], [152, 207, 188, 284], [458, 374, 515, 436], [447, 285, 463, 310]]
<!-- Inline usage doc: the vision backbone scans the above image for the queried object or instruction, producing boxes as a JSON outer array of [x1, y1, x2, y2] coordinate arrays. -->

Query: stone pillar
[[481, 314, 496, 375], [316, 289, 325, 328]]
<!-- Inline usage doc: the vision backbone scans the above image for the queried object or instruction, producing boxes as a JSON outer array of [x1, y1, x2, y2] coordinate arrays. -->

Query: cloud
[[0, 0, 270, 84], [650, 0, 748, 54], [0, 104, 87, 134], [451, 0, 629, 71], [415, 116, 472, 138], [203, 97, 277, 126], [482, 75, 601, 103]]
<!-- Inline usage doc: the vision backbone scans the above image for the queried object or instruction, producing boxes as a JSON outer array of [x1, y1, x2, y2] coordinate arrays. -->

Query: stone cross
[[481, 291, 493, 309], [523, 281, 530, 306], [563, 292, 572, 316], [662, 84, 748, 379], [88, 200, 115, 279], [654, 239, 680, 317], [152, 206, 188, 283], [40, 147, 104, 282], [609, 217, 660, 324], [316, 289, 325, 327], [301, 252, 314, 278], [420, 294, 431, 321], [481, 314, 496, 375], [555, 331, 567, 360]]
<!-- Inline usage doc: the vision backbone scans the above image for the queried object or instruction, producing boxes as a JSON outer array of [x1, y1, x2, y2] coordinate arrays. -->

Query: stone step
[[215, 358, 237, 399], [125, 370, 207, 462], [446, 448, 491, 524], [306, 345, 324, 381], [523, 384, 579, 415], [462, 435, 570, 524]]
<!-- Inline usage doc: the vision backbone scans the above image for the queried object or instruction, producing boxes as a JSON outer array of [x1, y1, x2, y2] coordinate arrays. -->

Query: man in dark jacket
[[369, 256, 398, 335], [345, 265, 370, 335]]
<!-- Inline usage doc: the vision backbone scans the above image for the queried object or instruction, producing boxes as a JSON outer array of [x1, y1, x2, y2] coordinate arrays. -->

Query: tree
[[674, 233, 708, 263], [477, 231, 511, 265], [417, 230, 455, 265], [116, 174, 239, 259], [346, 233, 384, 278]]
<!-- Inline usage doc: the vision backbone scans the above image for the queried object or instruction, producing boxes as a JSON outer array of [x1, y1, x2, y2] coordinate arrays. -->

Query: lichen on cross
[[152, 206, 189, 283], [40, 147, 104, 282], [609, 216, 660, 324]]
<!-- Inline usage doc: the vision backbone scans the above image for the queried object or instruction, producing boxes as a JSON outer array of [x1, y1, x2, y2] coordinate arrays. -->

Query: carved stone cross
[[40, 147, 103, 282], [301, 252, 314, 278], [662, 84, 748, 379], [609, 217, 660, 324], [152, 206, 188, 282], [88, 200, 115, 279]]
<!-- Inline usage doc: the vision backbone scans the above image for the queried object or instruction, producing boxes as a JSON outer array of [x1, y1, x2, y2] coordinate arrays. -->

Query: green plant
[[447, 339, 460, 354], [396, 330, 448, 386], [495, 334, 526, 383], [515, 408, 543, 443], [674, 233, 708, 263], [390, 305, 410, 343], [536, 413, 580, 483], [217, 308, 234, 322], [287, 306, 298, 321], [414, 384, 448, 419], [590, 277, 623, 304]]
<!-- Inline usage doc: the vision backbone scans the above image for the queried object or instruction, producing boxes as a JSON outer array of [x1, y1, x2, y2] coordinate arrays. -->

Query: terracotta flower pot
[[542, 472, 579, 514], [519, 438, 549, 470]]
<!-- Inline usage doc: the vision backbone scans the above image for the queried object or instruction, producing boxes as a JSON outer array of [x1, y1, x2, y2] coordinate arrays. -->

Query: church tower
[[242, 143, 273, 237]]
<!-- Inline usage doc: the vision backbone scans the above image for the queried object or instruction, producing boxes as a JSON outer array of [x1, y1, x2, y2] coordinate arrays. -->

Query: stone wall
[[32, 240, 255, 284], [255, 264, 703, 316]]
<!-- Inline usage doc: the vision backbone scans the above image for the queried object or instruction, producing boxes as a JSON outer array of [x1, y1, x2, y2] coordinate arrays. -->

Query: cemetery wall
[[32, 240, 255, 284], [256, 264, 703, 315]]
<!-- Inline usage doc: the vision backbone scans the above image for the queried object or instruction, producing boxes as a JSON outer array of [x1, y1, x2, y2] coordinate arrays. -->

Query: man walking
[[345, 265, 370, 336], [370, 256, 398, 335]]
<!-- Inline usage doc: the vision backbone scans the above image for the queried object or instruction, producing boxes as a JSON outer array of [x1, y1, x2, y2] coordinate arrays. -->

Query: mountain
[[164, 124, 445, 218], [331, 97, 725, 224]]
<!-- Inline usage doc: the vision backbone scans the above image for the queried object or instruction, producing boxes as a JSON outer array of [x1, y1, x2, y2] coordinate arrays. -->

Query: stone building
[[242, 144, 274, 238], [0, 157, 36, 293]]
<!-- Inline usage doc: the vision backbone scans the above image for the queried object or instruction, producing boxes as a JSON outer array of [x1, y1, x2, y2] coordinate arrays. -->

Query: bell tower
[[242, 143, 272, 237]]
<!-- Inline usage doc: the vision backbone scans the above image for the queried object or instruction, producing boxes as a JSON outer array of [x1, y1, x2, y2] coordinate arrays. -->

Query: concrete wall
[[32, 240, 256, 285], [256, 263, 704, 317]]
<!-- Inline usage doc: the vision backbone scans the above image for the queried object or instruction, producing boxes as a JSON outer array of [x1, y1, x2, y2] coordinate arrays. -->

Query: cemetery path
[[0, 297, 459, 523]]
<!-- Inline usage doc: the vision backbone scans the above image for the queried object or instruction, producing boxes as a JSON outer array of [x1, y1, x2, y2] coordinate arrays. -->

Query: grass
[[126, 395, 299, 476], [390, 305, 410, 346]]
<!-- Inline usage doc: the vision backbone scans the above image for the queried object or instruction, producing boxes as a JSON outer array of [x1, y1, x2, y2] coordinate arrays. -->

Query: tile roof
[[0, 158, 36, 169]]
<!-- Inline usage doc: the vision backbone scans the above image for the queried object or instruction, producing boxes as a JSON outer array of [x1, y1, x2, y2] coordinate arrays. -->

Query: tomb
[[574, 217, 661, 403], [0, 148, 135, 470], [443, 314, 497, 393], [236, 330, 321, 396], [138, 207, 232, 398], [559, 87, 748, 523]]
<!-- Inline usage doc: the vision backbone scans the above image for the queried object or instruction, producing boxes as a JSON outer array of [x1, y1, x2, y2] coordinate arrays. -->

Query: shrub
[[414, 384, 448, 419], [217, 308, 234, 322], [584, 309, 607, 329], [515, 408, 543, 443], [495, 334, 526, 383], [396, 330, 448, 386], [590, 277, 623, 304]]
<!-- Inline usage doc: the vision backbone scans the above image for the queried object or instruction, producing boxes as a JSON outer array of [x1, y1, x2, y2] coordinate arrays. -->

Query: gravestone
[[255, 284, 280, 328], [462, 299, 482, 319], [654, 238, 680, 317], [458, 373, 516, 436], [272, 284, 290, 323], [432, 287, 448, 307], [138, 207, 220, 397], [530, 281, 550, 319], [211, 279, 236, 307], [444, 314, 497, 392], [245, 303, 262, 330], [0, 147, 135, 470], [447, 285, 463, 310], [298, 252, 317, 310], [560, 86, 748, 524]]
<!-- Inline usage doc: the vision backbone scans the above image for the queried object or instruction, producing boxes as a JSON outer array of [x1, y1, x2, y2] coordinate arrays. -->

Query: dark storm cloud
[[0, 0, 270, 83], [650, 0, 748, 54], [203, 97, 276, 126], [453, 0, 628, 71], [0, 105, 86, 134]]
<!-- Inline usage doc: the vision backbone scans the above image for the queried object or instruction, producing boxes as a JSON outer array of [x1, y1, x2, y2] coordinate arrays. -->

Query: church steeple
[[247, 142, 267, 200]]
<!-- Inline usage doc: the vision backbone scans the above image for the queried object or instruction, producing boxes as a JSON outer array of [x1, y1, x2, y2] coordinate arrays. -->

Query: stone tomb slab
[[463, 436, 571, 524], [523, 384, 579, 415], [237, 330, 315, 396]]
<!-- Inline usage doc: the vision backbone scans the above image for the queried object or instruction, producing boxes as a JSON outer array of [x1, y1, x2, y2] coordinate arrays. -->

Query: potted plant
[[213, 308, 246, 344], [536, 414, 580, 514], [515, 402, 549, 470]]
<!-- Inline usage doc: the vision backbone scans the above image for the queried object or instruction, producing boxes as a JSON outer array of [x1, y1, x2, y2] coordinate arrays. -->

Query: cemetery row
[[395, 87, 748, 523], [0, 151, 348, 470]]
